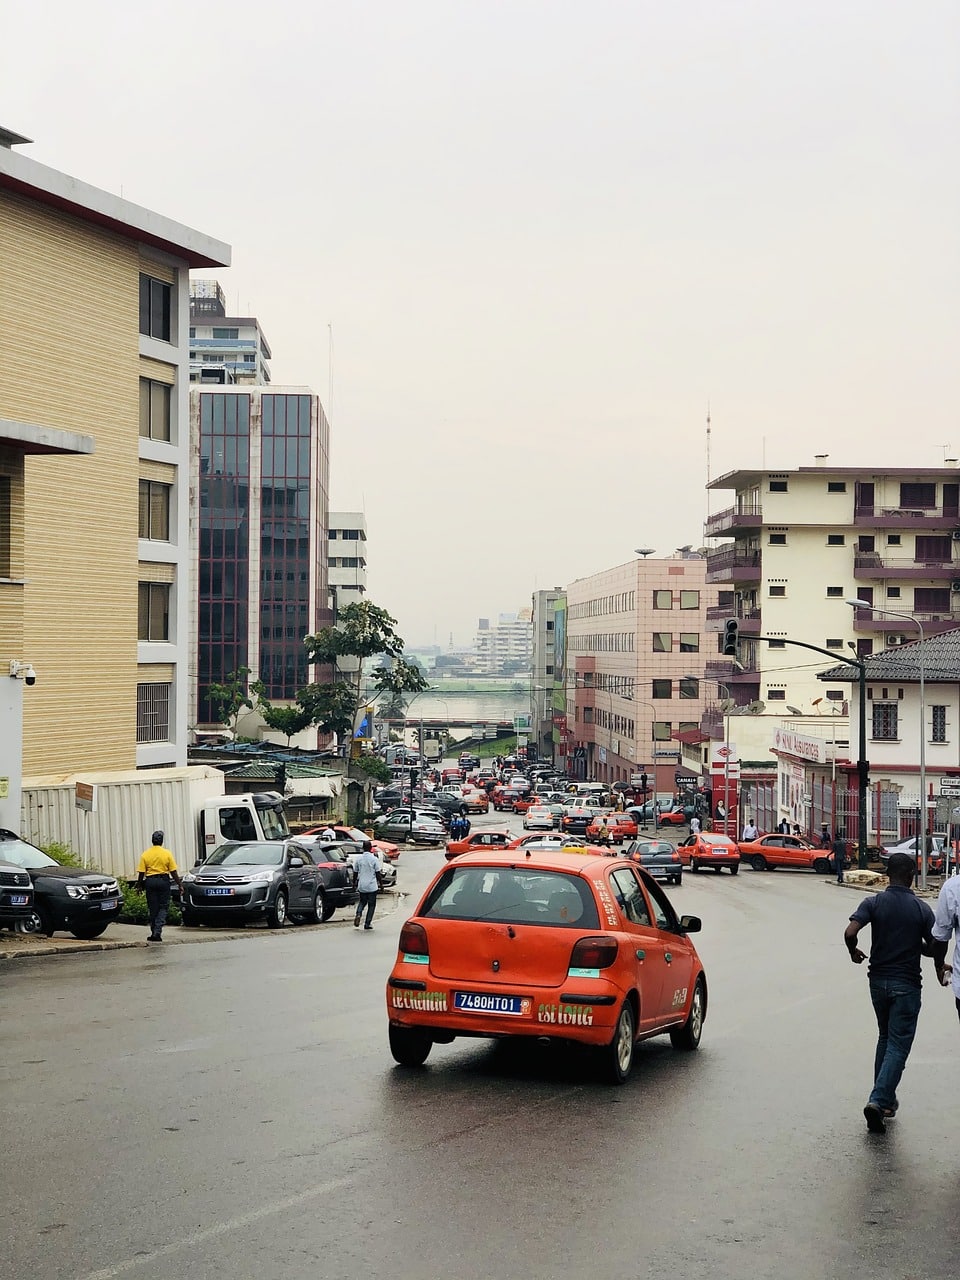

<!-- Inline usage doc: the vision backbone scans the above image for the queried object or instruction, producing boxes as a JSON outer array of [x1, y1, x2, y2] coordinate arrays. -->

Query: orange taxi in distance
[[462, 789, 490, 815], [737, 833, 835, 874], [585, 814, 638, 846], [386, 849, 707, 1083], [444, 831, 513, 860], [676, 831, 740, 874]]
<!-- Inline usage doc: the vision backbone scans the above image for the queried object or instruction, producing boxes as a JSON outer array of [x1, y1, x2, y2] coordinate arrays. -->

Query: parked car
[[288, 838, 361, 918], [416, 791, 466, 818], [0, 857, 34, 930], [298, 823, 400, 862], [621, 839, 683, 886], [386, 849, 706, 1081], [880, 835, 946, 874], [445, 831, 513, 860], [657, 807, 689, 827], [373, 810, 447, 846], [676, 831, 740, 874], [738, 833, 839, 874], [181, 838, 336, 928], [343, 846, 397, 890], [0, 830, 121, 939]]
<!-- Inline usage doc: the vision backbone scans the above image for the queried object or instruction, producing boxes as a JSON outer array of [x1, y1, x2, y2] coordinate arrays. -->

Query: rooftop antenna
[[705, 403, 712, 522]]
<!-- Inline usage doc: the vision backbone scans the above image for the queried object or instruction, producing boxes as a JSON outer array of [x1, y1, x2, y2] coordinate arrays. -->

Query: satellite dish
[[718, 698, 736, 712], [745, 700, 765, 714], [786, 705, 804, 716]]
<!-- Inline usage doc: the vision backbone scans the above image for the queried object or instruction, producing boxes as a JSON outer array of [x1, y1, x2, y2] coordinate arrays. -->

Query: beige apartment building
[[564, 555, 717, 795], [0, 126, 229, 819], [704, 462, 960, 710]]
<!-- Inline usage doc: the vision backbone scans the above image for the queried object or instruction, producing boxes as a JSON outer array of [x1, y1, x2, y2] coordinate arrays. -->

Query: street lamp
[[846, 600, 927, 887]]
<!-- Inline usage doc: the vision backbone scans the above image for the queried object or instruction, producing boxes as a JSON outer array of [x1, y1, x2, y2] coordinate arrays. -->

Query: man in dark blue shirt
[[844, 852, 936, 1133]]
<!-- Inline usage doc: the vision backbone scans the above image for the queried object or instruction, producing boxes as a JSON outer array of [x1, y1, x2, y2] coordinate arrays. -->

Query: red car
[[657, 808, 688, 827], [298, 823, 400, 862], [444, 831, 513, 860], [386, 850, 707, 1082], [676, 832, 740, 874], [585, 814, 639, 845]]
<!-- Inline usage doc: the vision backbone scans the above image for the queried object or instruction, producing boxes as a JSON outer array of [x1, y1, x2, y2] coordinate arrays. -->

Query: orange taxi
[[386, 850, 707, 1083], [585, 814, 639, 846], [738, 833, 835, 873], [462, 789, 490, 814], [676, 831, 740, 874], [444, 830, 513, 860]]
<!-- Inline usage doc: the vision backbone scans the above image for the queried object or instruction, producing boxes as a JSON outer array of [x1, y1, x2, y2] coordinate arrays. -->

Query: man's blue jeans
[[868, 979, 922, 1111]]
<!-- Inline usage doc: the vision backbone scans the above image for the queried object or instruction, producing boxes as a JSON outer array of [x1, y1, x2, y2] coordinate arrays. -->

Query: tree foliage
[[206, 667, 254, 732], [250, 682, 313, 747]]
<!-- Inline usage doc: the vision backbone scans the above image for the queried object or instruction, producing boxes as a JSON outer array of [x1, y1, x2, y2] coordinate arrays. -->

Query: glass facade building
[[192, 387, 329, 726]]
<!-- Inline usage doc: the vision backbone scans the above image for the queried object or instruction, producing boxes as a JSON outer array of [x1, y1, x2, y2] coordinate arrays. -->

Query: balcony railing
[[854, 551, 956, 576], [704, 500, 763, 537], [851, 608, 960, 633], [854, 504, 960, 526], [705, 546, 762, 581]]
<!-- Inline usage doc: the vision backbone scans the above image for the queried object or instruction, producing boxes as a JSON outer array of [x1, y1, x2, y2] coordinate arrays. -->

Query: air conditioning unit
[[952, 529, 960, 540], [886, 634, 905, 647], [951, 580, 960, 593]]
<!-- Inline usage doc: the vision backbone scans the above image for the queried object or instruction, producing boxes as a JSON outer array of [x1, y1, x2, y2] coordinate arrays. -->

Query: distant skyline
[[6, 1, 959, 645]]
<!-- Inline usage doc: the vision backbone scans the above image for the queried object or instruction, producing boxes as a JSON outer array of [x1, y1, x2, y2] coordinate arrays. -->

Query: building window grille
[[137, 682, 171, 743], [932, 705, 947, 743], [872, 703, 898, 740]]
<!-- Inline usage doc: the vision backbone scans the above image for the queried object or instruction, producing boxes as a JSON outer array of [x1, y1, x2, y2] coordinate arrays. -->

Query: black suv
[[0, 830, 121, 939], [0, 858, 34, 930]]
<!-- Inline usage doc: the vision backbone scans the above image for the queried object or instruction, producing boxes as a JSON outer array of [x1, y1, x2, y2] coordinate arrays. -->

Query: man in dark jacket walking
[[844, 853, 935, 1133]]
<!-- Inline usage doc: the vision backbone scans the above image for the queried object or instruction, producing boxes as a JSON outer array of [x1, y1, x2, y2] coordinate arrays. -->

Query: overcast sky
[[6, 1, 958, 646]]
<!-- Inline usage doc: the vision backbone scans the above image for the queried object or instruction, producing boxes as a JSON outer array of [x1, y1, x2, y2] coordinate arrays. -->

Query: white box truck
[[20, 765, 290, 881]]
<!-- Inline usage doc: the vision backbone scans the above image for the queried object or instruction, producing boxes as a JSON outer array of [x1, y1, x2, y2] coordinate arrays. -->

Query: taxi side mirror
[[679, 914, 702, 933]]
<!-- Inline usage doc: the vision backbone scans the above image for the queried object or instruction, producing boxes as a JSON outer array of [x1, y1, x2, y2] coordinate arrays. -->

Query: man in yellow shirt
[[135, 830, 182, 942]]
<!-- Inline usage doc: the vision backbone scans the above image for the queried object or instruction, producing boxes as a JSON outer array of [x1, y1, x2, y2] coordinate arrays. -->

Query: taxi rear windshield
[[421, 867, 600, 929]]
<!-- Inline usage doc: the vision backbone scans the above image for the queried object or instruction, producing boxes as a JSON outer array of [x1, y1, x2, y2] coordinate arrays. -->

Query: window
[[652, 721, 672, 741], [932, 706, 947, 743], [243, 353, 256, 363], [652, 679, 672, 699], [136, 682, 171, 743], [769, 585, 786, 597], [0, 475, 10, 577], [915, 587, 950, 612], [138, 481, 170, 540], [653, 590, 672, 609], [769, 480, 788, 493], [769, 533, 787, 546], [212, 327, 239, 340], [825, 639, 844, 649], [767, 639, 785, 648], [610, 868, 651, 926], [887, 587, 901, 599], [139, 274, 171, 341], [138, 583, 170, 641], [653, 632, 672, 652], [827, 534, 845, 546], [546, 621, 554, 630], [827, 690, 845, 700], [915, 536, 952, 562], [872, 703, 898, 740], [679, 633, 699, 653], [899, 483, 935, 508], [679, 677, 699, 699], [827, 481, 847, 493], [328, 529, 337, 539], [767, 690, 786, 701], [139, 379, 171, 441], [887, 534, 901, 546], [826, 587, 844, 598], [189, 327, 196, 338], [680, 590, 700, 609], [545, 665, 553, 675], [859, 535, 875, 551]]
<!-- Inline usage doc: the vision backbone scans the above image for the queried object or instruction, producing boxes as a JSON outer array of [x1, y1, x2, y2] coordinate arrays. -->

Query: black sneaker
[[364, 925, 373, 931], [864, 1104, 886, 1134], [353, 917, 361, 929]]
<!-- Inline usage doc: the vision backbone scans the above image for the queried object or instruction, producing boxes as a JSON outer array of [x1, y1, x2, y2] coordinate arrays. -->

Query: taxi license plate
[[101, 899, 118, 910], [454, 992, 524, 1016], [207, 887, 234, 896], [11, 894, 29, 905]]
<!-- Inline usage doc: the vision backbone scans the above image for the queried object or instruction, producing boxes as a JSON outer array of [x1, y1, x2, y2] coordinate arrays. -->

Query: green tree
[[206, 667, 254, 733], [249, 682, 314, 747], [304, 601, 427, 743]]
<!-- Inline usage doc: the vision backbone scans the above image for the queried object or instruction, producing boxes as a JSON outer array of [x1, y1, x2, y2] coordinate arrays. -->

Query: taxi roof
[[447, 849, 614, 876]]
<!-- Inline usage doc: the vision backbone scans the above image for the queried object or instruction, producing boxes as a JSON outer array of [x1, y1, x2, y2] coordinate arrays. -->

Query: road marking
[[79, 1175, 353, 1280]]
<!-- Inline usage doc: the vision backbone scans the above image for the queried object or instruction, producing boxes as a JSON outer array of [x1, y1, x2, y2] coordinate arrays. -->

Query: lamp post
[[688, 675, 733, 836], [846, 601, 927, 887]]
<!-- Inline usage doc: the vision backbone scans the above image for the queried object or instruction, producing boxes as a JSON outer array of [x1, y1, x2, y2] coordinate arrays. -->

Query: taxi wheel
[[603, 1002, 636, 1084], [670, 977, 706, 1051], [389, 1024, 432, 1067], [812, 858, 831, 875], [691, 860, 700, 873]]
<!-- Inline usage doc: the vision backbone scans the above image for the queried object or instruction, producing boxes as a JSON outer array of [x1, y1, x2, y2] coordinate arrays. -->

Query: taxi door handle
[[664, 952, 673, 964]]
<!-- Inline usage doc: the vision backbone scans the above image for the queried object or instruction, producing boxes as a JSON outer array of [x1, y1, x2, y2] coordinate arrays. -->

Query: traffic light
[[722, 618, 740, 657]]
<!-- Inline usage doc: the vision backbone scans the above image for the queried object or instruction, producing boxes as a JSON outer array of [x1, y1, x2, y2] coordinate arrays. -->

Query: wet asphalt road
[[2, 810, 960, 1280]]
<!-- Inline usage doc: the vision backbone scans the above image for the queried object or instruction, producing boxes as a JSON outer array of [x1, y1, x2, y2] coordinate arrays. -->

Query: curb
[[0, 891, 405, 962]]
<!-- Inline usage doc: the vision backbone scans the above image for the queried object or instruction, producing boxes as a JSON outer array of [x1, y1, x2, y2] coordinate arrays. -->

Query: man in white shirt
[[690, 815, 701, 836], [354, 847, 382, 931], [931, 872, 960, 1021], [742, 820, 758, 841]]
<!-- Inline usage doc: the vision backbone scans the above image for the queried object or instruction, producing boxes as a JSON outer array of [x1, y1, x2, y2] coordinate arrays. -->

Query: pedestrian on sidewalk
[[689, 815, 702, 836], [354, 846, 381, 931], [135, 830, 182, 943], [843, 852, 936, 1134], [931, 871, 960, 1020], [742, 819, 758, 841]]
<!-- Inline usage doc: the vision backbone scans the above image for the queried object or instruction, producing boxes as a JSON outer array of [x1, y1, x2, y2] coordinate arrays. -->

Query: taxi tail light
[[399, 921, 429, 956], [570, 935, 619, 970]]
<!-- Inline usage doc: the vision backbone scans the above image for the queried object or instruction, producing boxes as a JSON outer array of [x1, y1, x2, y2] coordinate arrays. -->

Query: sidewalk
[[0, 891, 403, 962]]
